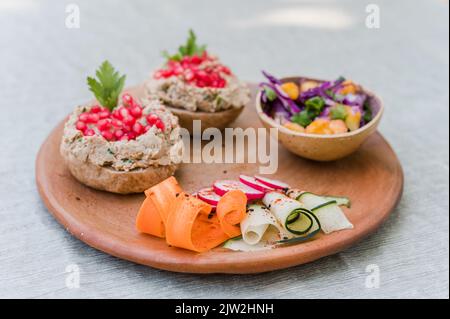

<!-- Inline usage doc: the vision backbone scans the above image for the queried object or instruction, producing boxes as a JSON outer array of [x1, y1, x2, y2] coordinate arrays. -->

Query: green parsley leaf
[[363, 101, 373, 123], [305, 97, 325, 115], [163, 29, 207, 62], [291, 110, 314, 127], [87, 61, 126, 111], [330, 104, 347, 120]]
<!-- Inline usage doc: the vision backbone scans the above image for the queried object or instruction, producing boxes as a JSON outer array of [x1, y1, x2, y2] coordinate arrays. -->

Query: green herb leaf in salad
[[305, 96, 325, 115], [291, 110, 314, 127], [363, 101, 373, 123], [330, 104, 347, 120], [87, 60, 126, 111], [163, 29, 207, 62], [291, 96, 326, 127], [264, 87, 277, 102]]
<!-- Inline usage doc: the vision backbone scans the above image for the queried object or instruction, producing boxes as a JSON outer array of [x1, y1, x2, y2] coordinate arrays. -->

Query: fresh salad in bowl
[[259, 71, 373, 135]]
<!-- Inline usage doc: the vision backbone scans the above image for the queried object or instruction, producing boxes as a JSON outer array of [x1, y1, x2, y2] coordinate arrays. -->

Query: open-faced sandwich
[[60, 61, 184, 194], [146, 30, 250, 132]]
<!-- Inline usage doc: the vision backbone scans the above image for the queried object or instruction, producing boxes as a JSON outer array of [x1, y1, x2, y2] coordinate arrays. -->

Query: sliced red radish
[[197, 187, 221, 206], [239, 175, 274, 192], [254, 175, 290, 190], [213, 180, 264, 200]]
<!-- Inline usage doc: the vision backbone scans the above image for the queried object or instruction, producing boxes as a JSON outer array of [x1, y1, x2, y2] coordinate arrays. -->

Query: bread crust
[[61, 147, 178, 194]]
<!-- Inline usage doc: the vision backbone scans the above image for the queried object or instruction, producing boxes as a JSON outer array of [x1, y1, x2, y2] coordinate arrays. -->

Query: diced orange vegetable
[[340, 80, 358, 95], [306, 119, 332, 135], [283, 121, 306, 133], [281, 82, 300, 100], [329, 119, 348, 134], [165, 193, 229, 252], [135, 176, 182, 238], [345, 107, 362, 131], [216, 190, 247, 237]]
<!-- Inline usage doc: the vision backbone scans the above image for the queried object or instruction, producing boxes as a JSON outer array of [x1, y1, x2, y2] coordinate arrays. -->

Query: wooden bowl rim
[[166, 104, 245, 116]]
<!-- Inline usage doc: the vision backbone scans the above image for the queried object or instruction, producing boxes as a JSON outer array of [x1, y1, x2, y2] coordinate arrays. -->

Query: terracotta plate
[[35, 84, 403, 274]]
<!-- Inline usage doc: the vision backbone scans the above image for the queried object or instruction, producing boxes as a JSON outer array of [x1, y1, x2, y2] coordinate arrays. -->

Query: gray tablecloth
[[0, 0, 448, 298]]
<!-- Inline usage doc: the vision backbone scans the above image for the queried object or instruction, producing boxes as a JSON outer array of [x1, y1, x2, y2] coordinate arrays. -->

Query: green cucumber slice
[[297, 192, 351, 208], [285, 208, 314, 235], [323, 196, 351, 208], [311, 200, 353, 234], [278, 210, 321, 245]]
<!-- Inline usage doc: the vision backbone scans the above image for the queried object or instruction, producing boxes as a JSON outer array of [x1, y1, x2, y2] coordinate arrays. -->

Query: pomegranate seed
[[97, 119, 111, 131], [84, 129, 95, 136], [154, 70, 164, 79], [122, 93, 134, 107], [196, 70, 208, 79], [161, 69, 174, 78], [122, 115, 136, 127], [119, 135, 129, 141], [144, 125, 151, 132], [173, 66, 183, 75], [127, 132, 137, 140], [130, 106, 142, 118], [122, 124, 132, 132], [90, 105, 101, 113], [217, 79, 226, 88], [87, 113, 100, 123], [79, 113, 89, 122], [196, 80, 206, 88], [146, 114, 159, 126], [190, 55, 202, 64], [167, 60, 178, 68], [112, 109, 122, 119], [132, 122, 144, 135], [184, 69, 195, 81], [216, 66, 231, 75], [99, 110, 110, 119], [155, 120, 165, 131], [114, 129, 125, 140], [101, 130, 114, 141], [118, 107, 130, 119], [111, 119, 123, 128], [76, 121, 87, 131]]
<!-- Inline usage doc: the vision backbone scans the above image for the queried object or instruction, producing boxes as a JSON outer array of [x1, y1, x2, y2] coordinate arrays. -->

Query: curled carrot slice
[[135, 176, 182, 238], [136, 197, 165, 238], [216, 190, 247, 237], [165, 193, 229, 253]]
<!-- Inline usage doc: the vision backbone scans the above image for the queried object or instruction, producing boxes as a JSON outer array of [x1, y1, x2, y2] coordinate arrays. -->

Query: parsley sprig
[[162, 29, 207, 62], [87, 60, 126, 111], [291, 97, 326, 127]]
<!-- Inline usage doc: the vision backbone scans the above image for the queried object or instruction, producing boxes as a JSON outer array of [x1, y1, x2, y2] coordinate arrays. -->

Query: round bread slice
[[62, 151, 178, 194]]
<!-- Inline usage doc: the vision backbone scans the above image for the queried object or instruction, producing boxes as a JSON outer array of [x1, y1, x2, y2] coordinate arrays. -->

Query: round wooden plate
[[36, 84, 403, 274]]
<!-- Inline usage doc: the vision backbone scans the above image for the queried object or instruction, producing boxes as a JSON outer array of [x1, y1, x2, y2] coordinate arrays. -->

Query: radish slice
[[239, 175, 274, 193], [213, 180, 264, 200], [197, 187, 221, 206], [254, 175, 290, 190]]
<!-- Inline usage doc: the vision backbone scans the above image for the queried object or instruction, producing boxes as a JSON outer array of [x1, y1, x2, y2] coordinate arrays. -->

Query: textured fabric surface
[[0, 0, 448, 298]]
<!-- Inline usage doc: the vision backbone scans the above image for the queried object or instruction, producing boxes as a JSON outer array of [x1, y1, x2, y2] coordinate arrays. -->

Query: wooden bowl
[[167, 105, 244, 134], [256, 77, 384, 161]]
